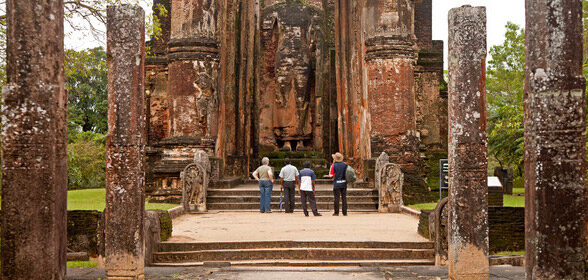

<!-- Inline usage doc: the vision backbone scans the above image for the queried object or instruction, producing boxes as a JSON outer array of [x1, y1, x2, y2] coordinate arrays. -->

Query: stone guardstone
[[182, 149, 210, 213]]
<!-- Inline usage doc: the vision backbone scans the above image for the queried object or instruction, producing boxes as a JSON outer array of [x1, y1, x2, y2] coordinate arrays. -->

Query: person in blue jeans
[[252, 157, 274, 213]]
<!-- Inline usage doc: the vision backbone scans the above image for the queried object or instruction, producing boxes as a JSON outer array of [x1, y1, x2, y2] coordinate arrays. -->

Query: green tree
[[68, 131, 106, 189], [66, 47, 108, 135], [486, 22, 525, 174]]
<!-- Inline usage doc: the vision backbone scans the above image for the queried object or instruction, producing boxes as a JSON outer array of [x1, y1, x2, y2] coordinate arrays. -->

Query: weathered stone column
[[447, 6, 488, 280], [363, 0, 419, 167], [335, 0, 371, 169], [168, 0, 219, 138], [105, 5, 146, 279], [1, 0, 67, 278], [524, 0, 587, 279]]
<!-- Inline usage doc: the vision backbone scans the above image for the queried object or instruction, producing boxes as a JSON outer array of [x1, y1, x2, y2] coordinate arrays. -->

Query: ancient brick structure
[[447, 6, 489, 279], [1, 0, 68, 278], [524, 0, 587, 278], [364, 0, 419, 167], [145, 0, 446, 203], [105, 5, 146, 279]]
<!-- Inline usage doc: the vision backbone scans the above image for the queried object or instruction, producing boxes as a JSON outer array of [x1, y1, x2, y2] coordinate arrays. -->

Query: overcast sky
[[433, 0, 525, 68], [66, 0, 526, 69]]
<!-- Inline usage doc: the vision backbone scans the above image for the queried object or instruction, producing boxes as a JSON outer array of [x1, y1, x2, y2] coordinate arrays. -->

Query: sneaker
[[266, 211, 272, 213], [314, 213, 322, 216], [260, 211, 265, 213], [304, 213, 309, 217], [332, 213, 339, 216]]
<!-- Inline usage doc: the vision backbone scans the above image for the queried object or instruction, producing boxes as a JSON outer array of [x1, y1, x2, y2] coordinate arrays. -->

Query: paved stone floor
[[67, 266, 525, 280], [169, 212, 427, 242]]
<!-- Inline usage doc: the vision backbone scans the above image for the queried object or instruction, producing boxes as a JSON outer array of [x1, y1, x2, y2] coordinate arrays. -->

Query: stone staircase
[[151, 241, 435, 267], [206, 180, 378, 211]]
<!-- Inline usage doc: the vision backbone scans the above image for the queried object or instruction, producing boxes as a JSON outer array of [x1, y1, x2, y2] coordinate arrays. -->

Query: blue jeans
[[259, 180, 273, 212]]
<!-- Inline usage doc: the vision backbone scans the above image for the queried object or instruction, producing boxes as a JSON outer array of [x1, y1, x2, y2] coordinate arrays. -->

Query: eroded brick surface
[[259, 0, 326, 151], [363, 0, 419, 169], [524, 0, 587, 279], [168, 0, 219, 138], [105, 5, 146, 279], [2, 1, 67, 278], [447, 5, 489, 280], [145, 0, 447, 206]]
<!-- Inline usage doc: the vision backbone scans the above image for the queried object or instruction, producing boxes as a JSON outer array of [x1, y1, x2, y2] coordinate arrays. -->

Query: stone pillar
[[364, 0, 419, 167], [447, 6, 488, 280], [105, 5, 146, 279], [1, 0, 67, 278], [168, 0, 219, 138], [524, 0, 587, 278]]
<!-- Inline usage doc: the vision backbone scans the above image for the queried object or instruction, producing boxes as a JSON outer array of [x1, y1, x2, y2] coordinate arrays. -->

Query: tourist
[[252, 157, 274, 213], [298, 161, 322, 217], [279, 158, 299, 213], [329, 152, 348, 216]]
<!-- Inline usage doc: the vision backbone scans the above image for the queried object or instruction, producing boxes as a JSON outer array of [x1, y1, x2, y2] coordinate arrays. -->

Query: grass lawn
[[512, 187, 524, 195], [494, 251, 525, 256], [67, 261, 97, 268], [68, 188, 178, 211], [503, 194, 524, 207], [408, 194, 525, 211], [407, 202, 438, 211]]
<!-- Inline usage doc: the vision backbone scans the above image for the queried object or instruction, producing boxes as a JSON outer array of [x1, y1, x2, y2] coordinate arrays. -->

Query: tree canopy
[[66, 47, 108, 136], [486, 22, 525, 174]]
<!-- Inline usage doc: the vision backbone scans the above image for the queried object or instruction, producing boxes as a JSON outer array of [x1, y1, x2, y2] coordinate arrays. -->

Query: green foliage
[[486, 22, 525, 175], [67, 132, 106, 190], [66, 47, 108, 135], [147, 3, 168, 56]]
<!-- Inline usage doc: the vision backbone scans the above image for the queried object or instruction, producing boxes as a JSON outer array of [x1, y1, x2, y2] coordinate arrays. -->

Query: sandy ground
[[168, 212, 428, 243]]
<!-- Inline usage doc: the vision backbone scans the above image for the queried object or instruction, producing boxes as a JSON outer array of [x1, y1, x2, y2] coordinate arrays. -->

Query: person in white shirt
[[298, 161, 322, 217], [279, 158, 299, 213]]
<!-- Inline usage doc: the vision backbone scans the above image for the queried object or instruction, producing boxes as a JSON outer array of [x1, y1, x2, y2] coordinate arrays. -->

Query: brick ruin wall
[[418, 207, 525, 253], [144, 0, 447, 197]]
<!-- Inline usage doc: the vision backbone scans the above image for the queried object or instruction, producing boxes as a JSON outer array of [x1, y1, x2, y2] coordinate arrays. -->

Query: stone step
[[243, 179, 336, 185], [207, 195, 378, 203], [207, 188, 378, 197], [151, 187, 377, 197], [149, 196, 182, 204], [210, 177, 242, 189], [268, 158, 329, 168], [261, 151, 325, 159], [150, 259, 435, 267], [152, 248, 434, 263], [158, 241, 434, 252], [206, 202, 377, 210]]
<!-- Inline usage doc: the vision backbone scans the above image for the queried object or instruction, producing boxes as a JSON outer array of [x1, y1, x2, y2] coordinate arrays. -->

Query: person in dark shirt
[[328, 152, 348, 216]]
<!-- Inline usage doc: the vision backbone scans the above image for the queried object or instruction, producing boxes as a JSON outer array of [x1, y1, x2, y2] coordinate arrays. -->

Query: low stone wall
[[488, 186, 503, 207], [67, 210, 102, 256], [68, 208, 175, 259], [488, 207, 525, 252], [419, 206, 525, 254], [156, 210, 173, 242], [418, 209, 433, 239]]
